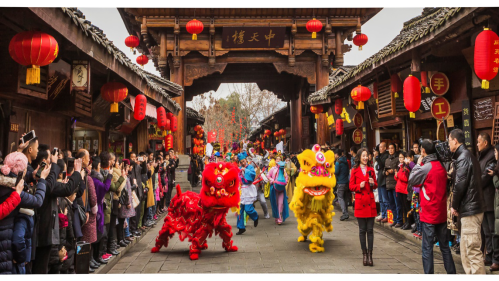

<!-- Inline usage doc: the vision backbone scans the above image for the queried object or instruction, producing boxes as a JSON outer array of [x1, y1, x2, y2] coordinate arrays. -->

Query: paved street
[[107, 192, 465, 274]]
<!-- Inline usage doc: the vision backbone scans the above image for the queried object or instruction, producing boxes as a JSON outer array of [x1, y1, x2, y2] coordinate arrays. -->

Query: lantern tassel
[[162, 130, 167, 137], [192, 34, 197, 40], [312, 32, 316, 39], [358, 101, 364, 110], [315, 114, 318, 119], [425, 87, 430, 94], [394, 92, 399, 98], [410, 112, 415, 118], [482, 79, 490, 89], [26, 66, 40, 85], [376, 99, 378, 104], [359, 45, 362, 51], [110, 102, 119, 113]]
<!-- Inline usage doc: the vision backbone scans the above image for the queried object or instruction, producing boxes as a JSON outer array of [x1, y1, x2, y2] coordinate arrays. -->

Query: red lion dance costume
[[151, 162, 240, 260]]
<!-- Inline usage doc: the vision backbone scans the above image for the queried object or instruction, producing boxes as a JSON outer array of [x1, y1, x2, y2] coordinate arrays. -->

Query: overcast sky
[[79, 7, 424, 105]]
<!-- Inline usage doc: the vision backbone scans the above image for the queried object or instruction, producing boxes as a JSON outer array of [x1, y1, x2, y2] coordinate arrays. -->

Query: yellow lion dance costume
[[289, 144, 336, 252]]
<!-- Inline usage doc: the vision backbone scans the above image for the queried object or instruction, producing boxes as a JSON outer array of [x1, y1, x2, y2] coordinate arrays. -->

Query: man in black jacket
[[165, 148, 179, 207], [449, 129, 486, 274], [477, 132, 499, 269], [375, 142, 390, 223], [128, 152, 143, 237]]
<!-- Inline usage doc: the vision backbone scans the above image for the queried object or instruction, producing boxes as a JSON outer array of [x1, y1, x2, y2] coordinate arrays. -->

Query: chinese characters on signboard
[[430, 72, 450, 96], [353, 112, 363, 128], [222, 27, 286, 48], [352, 128, 363, 145], [462, 100, 472, 148], [431, 97, 450, 120]]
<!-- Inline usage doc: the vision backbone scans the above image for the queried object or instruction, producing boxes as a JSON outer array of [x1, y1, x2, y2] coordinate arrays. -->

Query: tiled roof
[[60, 7, 183, 112], [186, 107, 205, 122], [308, 7, 463, 103]]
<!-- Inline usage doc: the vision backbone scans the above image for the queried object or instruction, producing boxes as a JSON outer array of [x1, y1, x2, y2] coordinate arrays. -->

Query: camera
[[434, 140, 452, 162]]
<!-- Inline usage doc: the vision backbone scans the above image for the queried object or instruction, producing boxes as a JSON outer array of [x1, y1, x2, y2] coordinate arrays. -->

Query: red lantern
[[199, 140, 204, 145], [474, 28, 499, 89], [264, 129, 271, 136], [136, 55, 149, 68], [310, 105, 323, 119], [186, 19, 204, 40], [351, 85, 371, 110], [420, 71, 430, 93], [170, 115, 178, 133], [373, 81, 379, 103], [164, 118, 171, 132], [193, 138, 199, 146], [157, 107, 167, 128], [353, 33, 368, 50], [165, 134, 173, 150], [391, 74, 402, 98], [279, 129, 285, 137], [306, 18, 322, 39], [336, 119, 344, 136], [194, 125, 202, 132], [199, 128, 204, 134], [9, 31, 59, 85], [133, 94, 147, 121], [193, 146, 198, 154], [125, 35, 140, 53], [334, 99, 342, 115], [403, 75, 422, 118], [101, 82, 128, 113]]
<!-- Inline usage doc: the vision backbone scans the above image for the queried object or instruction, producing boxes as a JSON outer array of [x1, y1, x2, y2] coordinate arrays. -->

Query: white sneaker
[[264, 214, 270, 219]]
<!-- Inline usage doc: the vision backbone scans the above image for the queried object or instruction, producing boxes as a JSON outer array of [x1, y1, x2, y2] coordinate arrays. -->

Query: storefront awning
[[130, 95, 157, 119]]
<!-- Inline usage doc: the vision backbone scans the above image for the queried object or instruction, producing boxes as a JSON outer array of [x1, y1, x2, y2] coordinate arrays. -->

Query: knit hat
[[1, 152, 28, 176]]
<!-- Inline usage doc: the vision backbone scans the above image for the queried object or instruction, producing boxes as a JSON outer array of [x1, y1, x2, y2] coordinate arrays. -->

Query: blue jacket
[[241, 164, 256, 185], [335, 156, 349, 184]]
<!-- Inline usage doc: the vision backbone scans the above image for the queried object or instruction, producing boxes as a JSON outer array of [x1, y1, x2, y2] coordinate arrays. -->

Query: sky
[[79, 7, 424, 106]]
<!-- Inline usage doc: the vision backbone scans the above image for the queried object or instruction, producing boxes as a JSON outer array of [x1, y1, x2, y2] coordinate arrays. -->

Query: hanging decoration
[[353, 33, 368, 50], [156, 107, 167, 128], [391, 74, 402, 98], [9, 31, 59, 85], [100, 82, 128, 113], [350, 85, 371, 110], [310, 105, 323, 119], [170, 115, 178, 133], [336, 119, 344, 136], [125, 35, 140, 54], [133, 94, 147, 121], [403, 75, 422, 118], [306, 18, 322, 39], [420, 71, 430, 93], [186, 19, 204, 40], [136, 54, 149, 68], [474, 28, 499, 89], [194, 125, 202, 132], [165, 134, 173, 150], [334, 99, 342, 115]]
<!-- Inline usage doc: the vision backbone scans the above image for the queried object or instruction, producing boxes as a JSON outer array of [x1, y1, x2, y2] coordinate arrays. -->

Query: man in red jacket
[[408, 139, 456, 274]]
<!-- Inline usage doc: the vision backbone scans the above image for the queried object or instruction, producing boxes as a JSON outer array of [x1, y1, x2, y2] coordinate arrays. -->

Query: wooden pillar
[[170, 57, 186, 154], [290, 85, 303, 152], [316, 55, 329, 145]]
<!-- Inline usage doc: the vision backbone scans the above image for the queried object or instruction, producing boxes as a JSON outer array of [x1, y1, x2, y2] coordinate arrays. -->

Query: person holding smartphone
[[349, 148, 377, 267], [165, 149, 179, 207]]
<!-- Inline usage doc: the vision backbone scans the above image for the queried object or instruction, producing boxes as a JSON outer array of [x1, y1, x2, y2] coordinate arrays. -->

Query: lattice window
[[377, 79, 408, 119]]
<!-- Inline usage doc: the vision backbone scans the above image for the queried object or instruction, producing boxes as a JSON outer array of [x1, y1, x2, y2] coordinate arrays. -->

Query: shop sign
[[222, 27, 286, 48], [148, 122, 164, 140], [462, 100, 473, 147], [10, 123, 19, 132], [352, 128, 363, 145], [430, 72, 450, 96], [353, 112, 363, 128], [431, 97, 451, 120], [362, 123, 367, 148], [446, 114, 454, 128]]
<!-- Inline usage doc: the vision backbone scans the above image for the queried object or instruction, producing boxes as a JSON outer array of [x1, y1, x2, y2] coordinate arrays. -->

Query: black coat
[[376, 151, 389, 187], [451, 144, 486, 217], [384, 153, 399, 191], [167, 158, 179, 184], [478, 146, 496, 212], [130, 163, 143, 201], [35, 164, 81, 248]]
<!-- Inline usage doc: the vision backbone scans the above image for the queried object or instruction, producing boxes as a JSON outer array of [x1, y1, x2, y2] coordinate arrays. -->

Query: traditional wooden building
[[309, 7, 499, 153], [119, 8, 381, 153], [0, 8, 183, 157]]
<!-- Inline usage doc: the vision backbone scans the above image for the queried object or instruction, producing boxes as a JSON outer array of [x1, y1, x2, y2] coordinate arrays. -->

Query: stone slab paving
[[108, 197, 466, 274]]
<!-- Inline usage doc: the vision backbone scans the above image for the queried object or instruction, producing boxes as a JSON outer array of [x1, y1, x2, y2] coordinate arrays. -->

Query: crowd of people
[[0, 133, 179, 274]]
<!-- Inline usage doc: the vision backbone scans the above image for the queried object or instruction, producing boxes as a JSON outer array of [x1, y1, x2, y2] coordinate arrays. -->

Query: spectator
[[104, 154, 125, 257], [476, 132, 498, 268], [449, 129, 486, 274], [128, 152, 143, 238], [413, 141, 421, 164], [335, 149, 350, 221], [165, 149, 179, 207], [349, 148, 377, 266], [408, 139, 456, 274], [117, 160, 135, 248], [375, 142, 390, 223], [394, 151, 411, 230], [488, 144, 499, 271], [384, 143, 400, 227]]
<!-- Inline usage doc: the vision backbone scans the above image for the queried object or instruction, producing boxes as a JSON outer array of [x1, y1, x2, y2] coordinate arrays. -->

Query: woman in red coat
[[349, 148, 377, 267]]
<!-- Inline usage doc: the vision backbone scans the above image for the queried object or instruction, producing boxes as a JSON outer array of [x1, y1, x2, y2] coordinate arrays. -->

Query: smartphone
[[21, 130, 36, 144], [36, 162, 47, 178], [15, 171, 24, 186], [62, 171, 67, 179], [67, 158, 75, 170], [52, 147, 58, 155]]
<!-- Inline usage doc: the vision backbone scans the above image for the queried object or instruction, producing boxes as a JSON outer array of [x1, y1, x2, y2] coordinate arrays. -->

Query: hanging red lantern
[[336, 119, 344, 136], [133, 94, 147, 121], [125, 35, 140, 53], [279, 129, 285, 137], [334, 99, 342, 115], [420, 71, 430, 93], [353, 33, 368, 51], [165, 134, 173, 150], [136, 55, 149, 68], [156, 107, 167, 128], [310, 105, 323, 119], [199, 128, 204, 134], [403, 75, 422, 118], [194, 125, 202, 132], [170, 115, 178, 133], [391, 74, 402, 98], [9, 31, 59, 85], [164, 117, 171, 132], [193, 138, 199, 146], [193, 146, 198, 154], [199, 140, 204, 145], [264, 129, 271, 136], [351, 85, 371, 110], [474, 28, 499, 89], [100, 82, 128, 113], [306, 18, 322, 39], [373, 81, 379, 103], [186, 19, 204, 40]]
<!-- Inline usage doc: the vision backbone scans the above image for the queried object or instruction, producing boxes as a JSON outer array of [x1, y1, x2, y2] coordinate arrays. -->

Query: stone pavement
[[107, 200, 466, 274]]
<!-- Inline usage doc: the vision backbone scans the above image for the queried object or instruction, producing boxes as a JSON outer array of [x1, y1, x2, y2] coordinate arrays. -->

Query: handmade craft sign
[[431, 97, 450, 120]]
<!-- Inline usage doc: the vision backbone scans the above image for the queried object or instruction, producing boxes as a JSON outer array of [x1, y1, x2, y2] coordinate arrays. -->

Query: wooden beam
[[171, 57, 186, 154]]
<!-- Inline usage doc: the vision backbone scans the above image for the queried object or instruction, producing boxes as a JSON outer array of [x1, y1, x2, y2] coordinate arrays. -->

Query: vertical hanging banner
[[462, 100, 472, 148]]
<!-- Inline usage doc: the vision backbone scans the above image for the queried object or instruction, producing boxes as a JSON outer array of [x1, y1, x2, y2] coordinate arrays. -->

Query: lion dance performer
[[151, 162, 240, 260], [289, 144, 336, 252]]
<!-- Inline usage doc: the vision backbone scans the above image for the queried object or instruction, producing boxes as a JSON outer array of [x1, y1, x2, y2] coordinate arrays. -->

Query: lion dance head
[[200, 162, 241, 209], [289, 144, 336, 253]]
